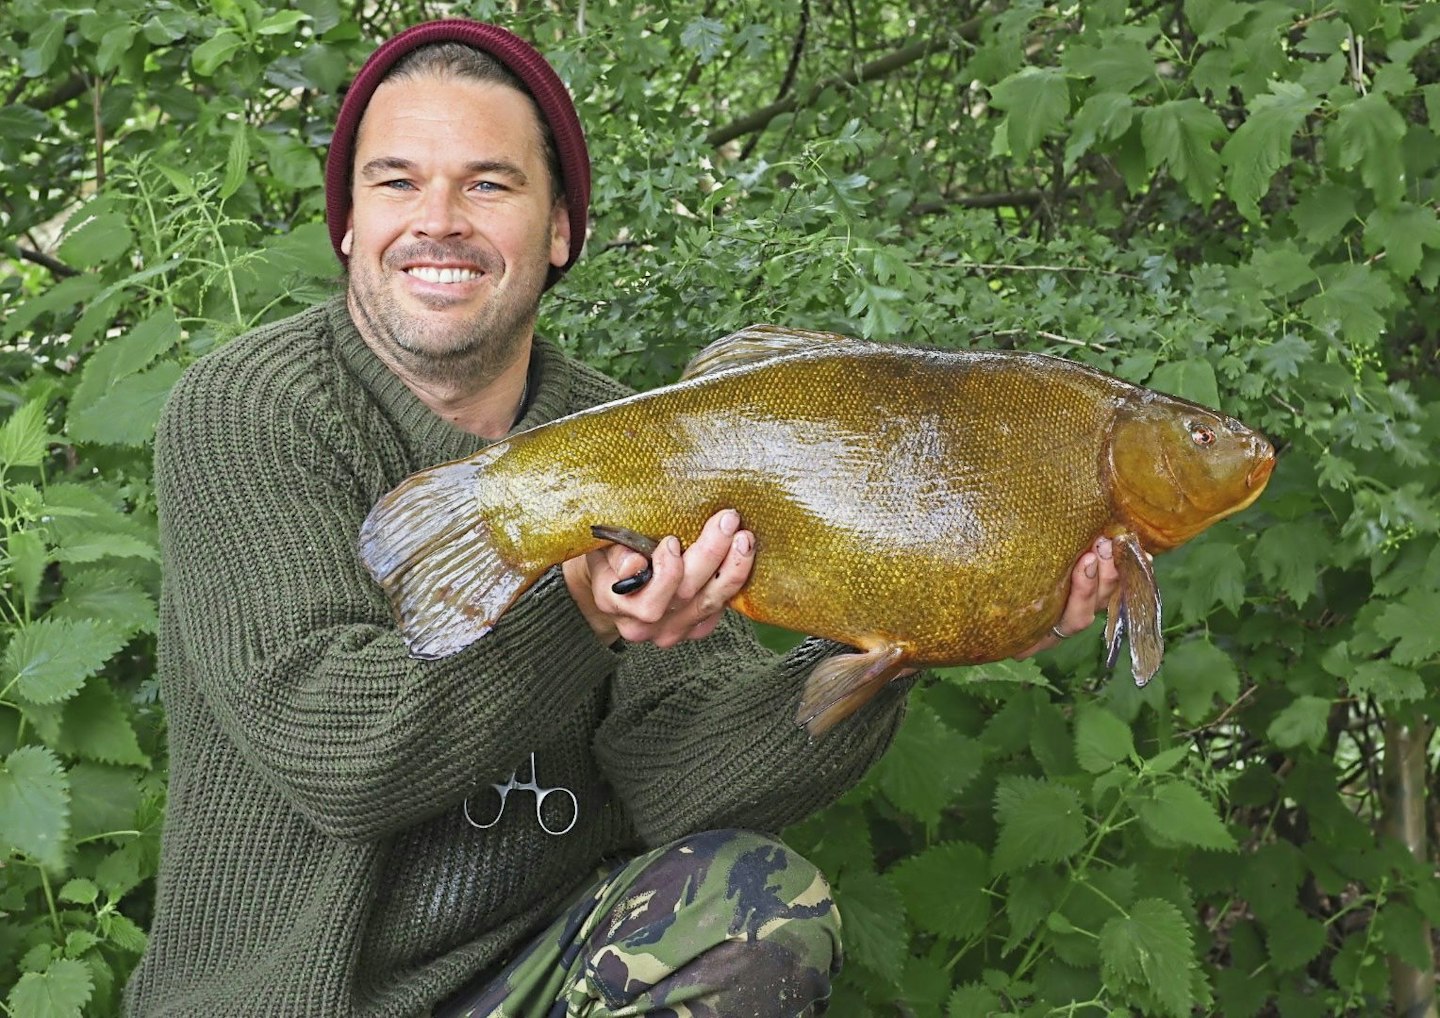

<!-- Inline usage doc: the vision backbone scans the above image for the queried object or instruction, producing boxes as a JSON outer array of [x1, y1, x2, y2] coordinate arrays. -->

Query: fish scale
[[360, 325, 1275, 735]]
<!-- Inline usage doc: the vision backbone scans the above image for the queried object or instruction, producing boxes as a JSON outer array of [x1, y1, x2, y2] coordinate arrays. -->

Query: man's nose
[[413, 188, 469, 239]]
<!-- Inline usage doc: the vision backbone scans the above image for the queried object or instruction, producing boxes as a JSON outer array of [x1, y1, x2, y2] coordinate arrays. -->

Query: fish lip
[[1245, 453, 1276, 490]]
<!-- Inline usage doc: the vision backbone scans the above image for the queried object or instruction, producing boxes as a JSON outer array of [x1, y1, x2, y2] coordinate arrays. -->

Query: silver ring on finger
[[1050, 623, 1070, 640]]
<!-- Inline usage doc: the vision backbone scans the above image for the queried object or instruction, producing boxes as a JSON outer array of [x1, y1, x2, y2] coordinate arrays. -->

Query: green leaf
[[1249, 247, 1316, 298], [1293, 182, 1357, 247], [1330, 92, 1408, 207], [59, 878, 98, 905], [993, 776, 1088, 873], [874, 706, 983, 833], [7, 957, 93, 1018], [1371, 589, 1440, 665], [1098, 898, 1196, 1017], [0, 746, 69, 869], [51, 571, 158, 636], [989, 67, 1071, 159], [70, 310, 182, 415], [220, 123, 251, 200], [192, 30, 245, 76], [54, 675, 151, 767], [1267, 695, 1331, 751], [947, 983, 1004, 1017], [256, 10, 311, 34], [261, 134, 324, 190], [0, 103, 48, 142], [52, 533, 159, 564], [1364, 203, 1440, 282], [4, 618, 131, 706], [95, 24, 136, 74], [1064, 92, 1136, 167], [1146, 358, 1220, 409], [890, 841, 990, 940], [1302, 262, 1394, 347], [0, 398, 52, 469], [101, 911, 148, 954], [1175, 541, 1247, 621], [1161, 638, 1239, 724], [1253, 518, 1325, 605], [1141, 100, 1226, 203], [68, 762, 142, 843], [680, 17, 727, 61], [57, 211, 135, 269], [6, 528, 50, 613], [1264, 906, 1326, 971], [834, 871, 907, 984], [21, 15, 68, 78], [1220, 81, 1320, 222], [1074, 705, 1135, 773], [1347, 661, 1424, 705], [1137, 780, 1237, 851], [67, 361, 182, 447], [1062, 38, 1155, 93]]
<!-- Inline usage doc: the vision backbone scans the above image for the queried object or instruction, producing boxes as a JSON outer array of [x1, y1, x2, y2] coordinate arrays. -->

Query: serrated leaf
[[1176, 541, 1247, 621], [71, 309, 181, 415], [1074, 705, 1135, 773], [0, 746, 69, 869], [8, 957, 93, 1018], [1098, 898, 1196, 1017], [948, 983, 1004, 1017], [993, 776, 1088, 873], [99, 911, 148, 954], [1147, 358, 1220, 409], [52, 533, 159, 564], [1250, 248, 1316, 298], [1371, 589, 1440, 665], [59, 878, 98, 905], [1184, 0, 1249, 43], [890, 841, 990, 940], [874, 706, 983, 833], [51, 571, 157, 635], [1347, 661, 1424, 705], [1065, 92, 1136, 168], [1237, 841, 1306, 920], [68, 762, 142, 843], [67, 361, 183, 447], [4, 618, 131, 705], [0, 398, 53, 469], [1264, 906, 1326, 971], [1221, 81, 1320, 222], [64, 930, 101, 959], [1331, 92, 1407, 208], [1377, 901, 1431, 973], [1164, 638, 1240, 723], [55, 676, 151, 767], [1254, 518, 1325, 606], [1294, 182, 1357, 247], [834, 871, 907, 984], [1267, 695, 1331, 751], [1304, 260, 1395, 348], [1005, 867, 1065, 951], [57, 212, 134, 270], [1062, 39, 1155, 94], [989, 67, 1070, 159], [1138, 780, 1237, 851], [1141, 100, 1225, 203], [681, 16, 727, 62], [1364, 202, 1440, 282], [7, 528, 50, 613]]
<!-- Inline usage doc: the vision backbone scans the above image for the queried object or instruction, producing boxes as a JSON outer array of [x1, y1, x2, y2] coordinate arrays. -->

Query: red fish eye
[[1191, 425, 1216, 446]]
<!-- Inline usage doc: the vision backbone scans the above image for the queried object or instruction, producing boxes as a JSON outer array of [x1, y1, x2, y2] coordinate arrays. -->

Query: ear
[[549, 200, 571, 269], [341, 215, 354, 257]]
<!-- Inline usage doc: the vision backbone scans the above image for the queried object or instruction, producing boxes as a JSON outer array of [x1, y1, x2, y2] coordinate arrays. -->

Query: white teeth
[[407, 266, 480, 283]]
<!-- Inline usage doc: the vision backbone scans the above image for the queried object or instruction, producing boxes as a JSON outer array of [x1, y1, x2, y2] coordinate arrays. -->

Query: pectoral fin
[[796, 642, 909, 737], [1108, 532, 1163, 685]]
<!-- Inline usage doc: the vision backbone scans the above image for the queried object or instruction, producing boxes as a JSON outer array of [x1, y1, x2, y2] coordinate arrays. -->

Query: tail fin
[[359, 450, 534, 659]]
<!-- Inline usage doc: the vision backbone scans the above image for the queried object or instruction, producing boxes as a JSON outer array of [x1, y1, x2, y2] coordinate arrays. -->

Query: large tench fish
[[360, 326, 1275, 735]]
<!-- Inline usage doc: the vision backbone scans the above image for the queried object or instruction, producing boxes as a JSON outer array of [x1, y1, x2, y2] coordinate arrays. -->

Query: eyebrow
[[357, 156, 530, 185]]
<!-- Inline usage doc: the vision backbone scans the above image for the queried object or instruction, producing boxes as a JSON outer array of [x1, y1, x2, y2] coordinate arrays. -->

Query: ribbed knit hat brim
[[323, 20, 590, 286]]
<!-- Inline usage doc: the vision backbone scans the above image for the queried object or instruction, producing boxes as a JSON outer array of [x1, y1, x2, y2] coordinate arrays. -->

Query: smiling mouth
[[405, 266, 482, 284]]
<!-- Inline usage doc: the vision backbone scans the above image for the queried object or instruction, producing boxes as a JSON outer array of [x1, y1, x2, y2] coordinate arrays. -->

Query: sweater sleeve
[[154, 352, 617, 844], [592, 617, 912, 846]]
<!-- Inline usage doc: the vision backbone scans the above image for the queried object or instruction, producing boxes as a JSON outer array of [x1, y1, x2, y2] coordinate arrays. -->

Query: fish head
[[1107, 395, 1275, 550]]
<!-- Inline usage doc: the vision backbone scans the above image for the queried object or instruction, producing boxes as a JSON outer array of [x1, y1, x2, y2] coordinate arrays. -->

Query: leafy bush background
[[2, 0, 1438, 1015]]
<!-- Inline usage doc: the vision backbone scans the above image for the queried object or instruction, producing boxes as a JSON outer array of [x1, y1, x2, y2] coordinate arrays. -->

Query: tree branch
[[705, 16, 984, 149], [23, 73, 88, 111], [17, 246, 79, 278]]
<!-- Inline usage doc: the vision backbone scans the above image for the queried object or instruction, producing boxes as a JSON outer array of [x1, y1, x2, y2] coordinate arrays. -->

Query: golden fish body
[[360, 327, 1275, 733]]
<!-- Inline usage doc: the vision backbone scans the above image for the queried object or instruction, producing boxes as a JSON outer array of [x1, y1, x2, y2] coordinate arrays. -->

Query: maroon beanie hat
[[323, 19, 590, 284]]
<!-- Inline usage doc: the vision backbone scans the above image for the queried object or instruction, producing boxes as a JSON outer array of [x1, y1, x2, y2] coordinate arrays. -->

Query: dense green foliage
[[2, 0, 1438, 1014]]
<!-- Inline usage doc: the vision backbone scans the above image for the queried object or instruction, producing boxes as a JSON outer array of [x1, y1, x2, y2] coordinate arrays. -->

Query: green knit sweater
[[124, 296, 909, 1017]]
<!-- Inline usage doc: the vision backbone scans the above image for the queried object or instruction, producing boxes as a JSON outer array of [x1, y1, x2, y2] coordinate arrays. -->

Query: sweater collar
[[324, 294, 575, 462]]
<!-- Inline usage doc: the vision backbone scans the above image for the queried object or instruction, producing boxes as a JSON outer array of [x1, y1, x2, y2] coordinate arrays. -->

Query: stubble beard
[[348, 238, 549, 391]]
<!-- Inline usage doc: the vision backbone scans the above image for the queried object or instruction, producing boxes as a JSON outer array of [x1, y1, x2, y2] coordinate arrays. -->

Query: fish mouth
[[1246, 454, 1275, 490]]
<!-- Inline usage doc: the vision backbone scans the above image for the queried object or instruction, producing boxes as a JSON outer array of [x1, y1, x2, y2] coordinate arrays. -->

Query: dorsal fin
[[680, 324, 865, 380]]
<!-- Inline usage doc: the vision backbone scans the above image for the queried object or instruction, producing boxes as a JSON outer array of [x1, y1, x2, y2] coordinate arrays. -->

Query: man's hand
[[563, 509, 755, 648], [1015, 536, 1122, 659]]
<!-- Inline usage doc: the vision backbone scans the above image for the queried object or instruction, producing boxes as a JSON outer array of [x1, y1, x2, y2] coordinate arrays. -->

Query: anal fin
[[796, 642, 909, 737]]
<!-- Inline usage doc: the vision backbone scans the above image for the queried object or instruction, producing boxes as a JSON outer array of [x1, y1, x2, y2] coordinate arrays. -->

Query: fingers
[[1015, 536, 1119, 659], [592, 509, 755, 648]]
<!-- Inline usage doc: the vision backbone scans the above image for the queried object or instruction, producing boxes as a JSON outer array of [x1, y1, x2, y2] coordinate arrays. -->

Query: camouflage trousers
[[435, 828, 842, 1018]]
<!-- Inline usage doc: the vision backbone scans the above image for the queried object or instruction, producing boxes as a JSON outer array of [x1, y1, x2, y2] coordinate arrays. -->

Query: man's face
[[343, 74, 569, 389]]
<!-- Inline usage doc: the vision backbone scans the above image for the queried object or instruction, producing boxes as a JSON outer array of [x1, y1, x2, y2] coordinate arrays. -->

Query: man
[[125, 19, 1118, 1017]]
